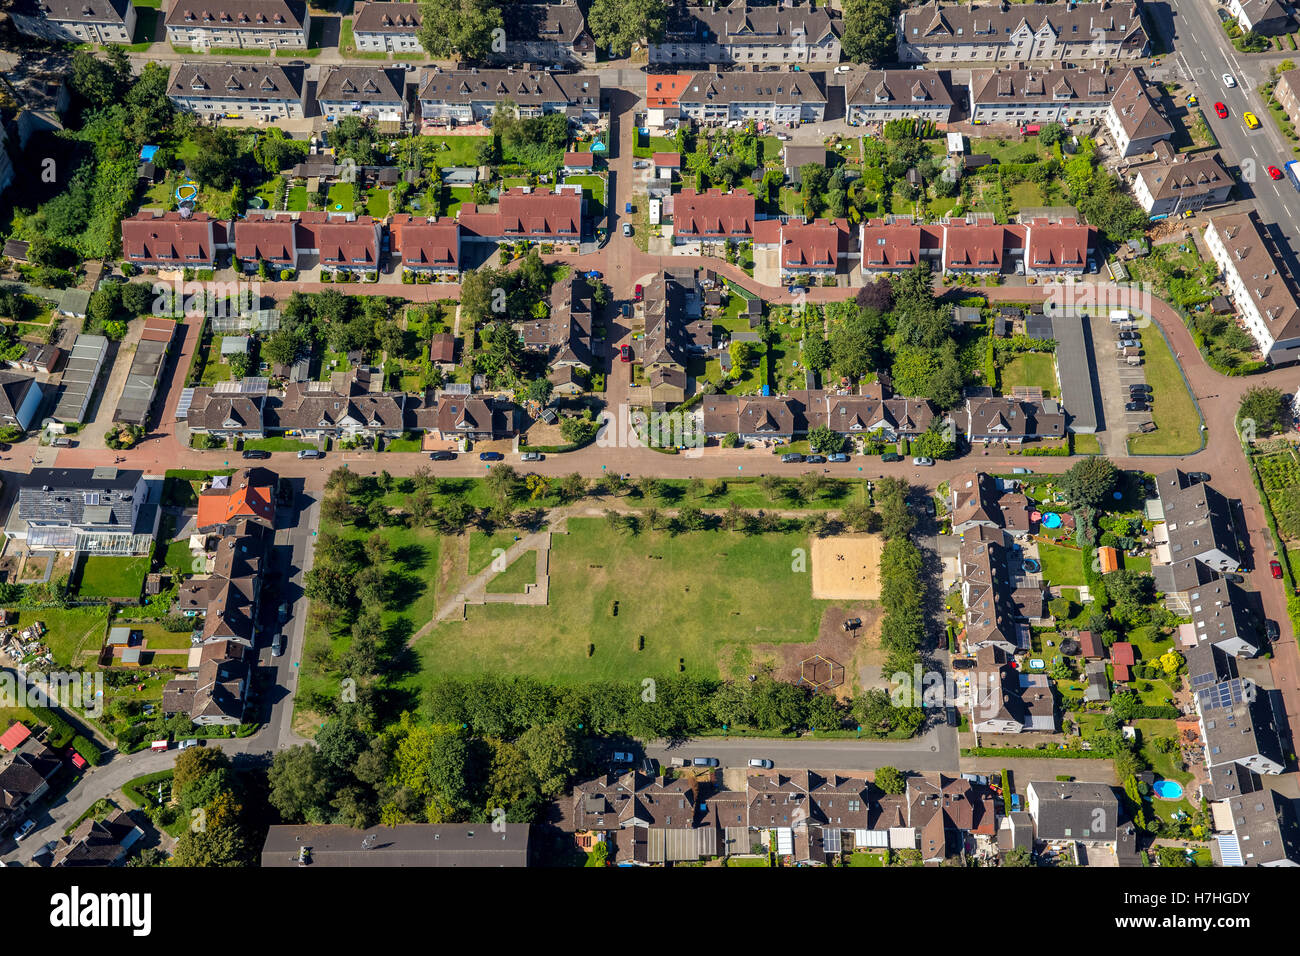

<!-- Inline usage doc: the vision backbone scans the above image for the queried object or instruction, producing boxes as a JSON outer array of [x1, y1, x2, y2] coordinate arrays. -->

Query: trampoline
[[176, 181, 199, 205]]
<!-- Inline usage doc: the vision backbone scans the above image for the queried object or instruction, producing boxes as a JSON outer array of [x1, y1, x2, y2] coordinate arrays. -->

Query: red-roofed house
[[196, 468, 276, 531], [0, 722, 32, 752], [647, 74, 691, 125], [232, 212, 382, 276], [1025, 217, 1095, 276], [671, 188, 757, 250], [1111, 641, 1136, 682], [459, 187, 583, 250], [860, 218, 944, 272], [653, 152, 682, 180], [389, 215, 461, 277], [563, 151, 597, 173], [122, 211, 228, 269], [944, 221, 1023, 275], [233, 213, 299, 272], [778, 219, 850, 279]]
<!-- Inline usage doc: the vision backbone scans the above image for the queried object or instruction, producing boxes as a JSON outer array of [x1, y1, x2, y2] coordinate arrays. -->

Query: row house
[[416, 68, 600, 124], [0, 372, 45, 433], [1195, 677, 1286, 776], [518, 276, 594, 393], [1274, 68, 1300, 135], [49, 809, 144, 867], [163, 641, 253, 725], [1226, 0, 1293, 34], [646, 74, 693, 127], [970, 646, 1056, 734], [907, 774, 997, 863], [651, 1, 842, 67], [860, 218, 944, 273], [351, 1, 422, 53], [273, 367, 406, 441], [1103, 68, 1173, 157], [185, 379, 269, 442], [1151, 468, 1241, 598], [897, 1, 1150, 64], [676, 71, 827, 125], [121, 211, 229, 270], [702, 384, 937, 443], [196, 467, 276, 533], [410, 393, 516, 443], [11, 0, 136, 44], [317, 66, 408, 126], [492, 2, 596, 66], [458, 186, 584, 245], [968, 64, 1126, 125], [389, 215, 462, 277], [965, 395, 1066, 444], [959, 524, 1026, 654], [948, 471, 1033, 537], [1203, 211, 1300, 364], [1210, 770, 1300, 866], [776, 219, 852, 280], [638, 270, 711, 409], [859, 217, 1095, 277], [1132, 145, 1233, 218], [1184, 576, 1260, 658], [844, 70, 956, 125], [167, 61, 306, 120], [234, 212, 382, 276], [1025, 781, 1138, 860], [670, 188, 760, 252], [165, 0, 309, 50]]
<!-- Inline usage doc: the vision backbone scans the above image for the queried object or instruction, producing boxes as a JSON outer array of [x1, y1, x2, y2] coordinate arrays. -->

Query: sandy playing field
[[810, 534, 884, 601]]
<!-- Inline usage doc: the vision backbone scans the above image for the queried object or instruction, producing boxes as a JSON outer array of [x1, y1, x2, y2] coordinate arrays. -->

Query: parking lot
[[1093, 315, 1154, 444]]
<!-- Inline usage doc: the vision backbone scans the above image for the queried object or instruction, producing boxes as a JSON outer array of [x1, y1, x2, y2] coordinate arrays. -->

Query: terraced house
[[165, 0, 310, 50], [897, 1, 1149, 63], [233, 212, 382, 276], [389, 215, 462, 278], [650, 0, 842, 66], [10, 0, 136, 44], [273, 367, 406, 441], [676, 71, 827, 125], [843, 70, 956, 124], [350, 1, 423, 53], [1131, 144, 1234, 218], [1102, 68, 1173, 157], [416, 68, 600, 124], [493, 2, 597, 66], [670, 188, 760, 251], [1202, 211, 1300, 364], [167, 61, 306, 120], [316, 66, 408, 127], [121, 210, 229, 270], [968, 64, 1127, 125], [457, 186, 584, 245]]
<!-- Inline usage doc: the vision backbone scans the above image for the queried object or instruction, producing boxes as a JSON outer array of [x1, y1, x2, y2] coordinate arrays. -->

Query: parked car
[[1125, 401, 1149, 412], [1216, 7, 1229, 21], [620, 302, 632, 317], [14, 819, 35, 841], [1270, 559, 1283, 579], [1225, 573, 1245, 584], [479, 451, 504, 461], [641, 757, 659, 775], [297, 449, 323, 459], [1214, 101, 1228, 117], [242, 449, 270, 459], [692, 757, 720, 767], [178, 739, 200, 750], [521, 451, 543, 462], [828, 453, 849, 462], [429, 450, 456, 461], [611, 751, 634, 763], [912, 456, 934, 466], [781, 453, 805, 463], [805, 454, 826, 464], [278, 602, 291, 623], [748, 758, 774, 769], [1266, 619, 1281, 640], [1187, 471, 1211, 483], [881, 452, 903, 463], [1012, 467, 1033, 475], [271, 633, 285, 657], [634, 284, 643, 301], [633, 160, 649, 169], [622, 222, 633, 236], [670, 757, 689, 767], [51, 437, 74, 447], [620, 344, 632, 362], [585, 270, 602, 280], [1223, 73, 1237, 88]]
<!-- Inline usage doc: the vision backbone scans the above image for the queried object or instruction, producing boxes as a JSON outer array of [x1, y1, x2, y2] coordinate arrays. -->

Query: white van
[[1109, 310, 1131, 323]]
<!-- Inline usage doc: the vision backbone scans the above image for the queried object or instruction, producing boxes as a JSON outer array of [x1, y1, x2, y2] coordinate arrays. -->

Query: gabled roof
[[647, 73, 692, 109], [165, 0, 305, 30], [316, 66, 405, 104], [673, 188, 757, 239], [196, 468, 275, 529], [121, 210, 221, 264], [168, 61, 304, 102]]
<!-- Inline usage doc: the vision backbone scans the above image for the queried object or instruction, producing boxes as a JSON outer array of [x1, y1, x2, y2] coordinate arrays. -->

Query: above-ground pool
[[1153, 780, 1184, 800], [1041, 512, 1063, 529]]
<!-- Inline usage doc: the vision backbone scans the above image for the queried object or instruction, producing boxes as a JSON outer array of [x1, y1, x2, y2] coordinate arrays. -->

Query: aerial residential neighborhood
[[0, 0, 1298, 916]]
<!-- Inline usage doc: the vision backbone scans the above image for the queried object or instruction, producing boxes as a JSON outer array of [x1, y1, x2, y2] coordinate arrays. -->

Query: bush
[[71, 735, 104, 766]]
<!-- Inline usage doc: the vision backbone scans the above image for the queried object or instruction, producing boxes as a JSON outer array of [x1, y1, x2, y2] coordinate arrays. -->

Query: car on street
[[585, 270, 602, 280], [828, 453, 849, 462], [611, 751, 634, 763], [14, 819, 35, 841], [1125, 401, 1149, 412], [1223, 73, 1236, 88], [521, 451, 543, 462], [1244, 111, 1261, 129], [429, 450, 456, 461], [1269, 165, 1284, 180], [882, 452, 903, 463], [620, 344, 632, 362], [479, 451, 504, 461], [278, 602, 291, 623], [297, 449, 323, 459], [692, 757, 720, 767], [781, 452, 805, 463], [242, 449, 270, 459], [1214, 101, 1229, 118], [1216, 6, 1229, 21], [1266, 619, 1281, 640], [912, 456, 934, 466], [622, 222, 633, 236], [805, 454, 826, 464], [748, 758, 774, 769], [1270, 559, 1283, 579], [634, 284, 643, 300], [271, 633, 285, 657]]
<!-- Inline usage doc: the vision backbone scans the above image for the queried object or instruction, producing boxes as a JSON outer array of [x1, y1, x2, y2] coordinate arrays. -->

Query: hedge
[[961, 746, 1111, 759], [31, 706, 74, 747], [71, 735, 104, 766]]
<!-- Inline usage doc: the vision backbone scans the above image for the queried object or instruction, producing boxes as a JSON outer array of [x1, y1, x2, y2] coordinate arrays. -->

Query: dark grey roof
[[0, 371, 37, 420], [18, 468, 142, 527], [168, 61, 304, 103], [260, 824, 531, 867], [316, 66, 405, 104], [13, 0, 132, 24], [1222, 790, 1300, 866], [1198, 680, 1286, 769], [1028, 780, 1121, 842]]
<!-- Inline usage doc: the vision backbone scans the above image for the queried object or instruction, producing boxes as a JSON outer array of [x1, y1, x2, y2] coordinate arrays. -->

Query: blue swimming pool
[[1153, 780, 1184, 800], [1041, 512, 1063, 529]]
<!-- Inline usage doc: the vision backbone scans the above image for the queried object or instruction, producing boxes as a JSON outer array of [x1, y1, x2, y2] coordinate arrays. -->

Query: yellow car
[[1188, 94, 1198, 106], [1244, 111, 1261, 130]]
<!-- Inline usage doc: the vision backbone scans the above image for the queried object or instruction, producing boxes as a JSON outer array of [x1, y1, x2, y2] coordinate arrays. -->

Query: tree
[[172, 790, 250, 867], [268, 745, 331, 822], [830, 308, 886, 380], [264, 328, 306, 369], [1238, 385, 1288, 437], [1060, 456, 1119, 508], [808, 424, 846, 455], [911, 425, 955, 461], [417, 0, 503, 61], [1039, 122, 1066, 147], [803, 334, 831, 373], [1004, 845, 1033, 867], [588, 0, 669, 58], [875, 765, 906, 794], [841, 0, 901, 64]]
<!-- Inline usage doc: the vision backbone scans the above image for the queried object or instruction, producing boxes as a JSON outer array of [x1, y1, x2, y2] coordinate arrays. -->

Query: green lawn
[[565, 175, 606, 220], [1037, 542, 1087, 587], [468, 531, 521, 574], [1, 607, 110, 667], [287, 186, 309, 211], [1073, 433, 1103, 455], [420, 136, 491, 168], [365, 188, 390, 218], [327, 182, 355, 213], [1126, 327, 1204, 455], [78, 556, 150, 599], [485, 552, 537, 594], [1000, 352, 1058, 395], [242, 437, 317, 452], [409, 519, 834, 684]]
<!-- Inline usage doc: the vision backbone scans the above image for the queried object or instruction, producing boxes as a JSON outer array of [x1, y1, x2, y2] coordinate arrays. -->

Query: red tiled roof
[[234, 213, 298, 263], [0, 722, 31, 752], [197, 470, 275, 528], [121, 210, 220, 265], [944, 221, 1016, 270], [673, 188, 756, 239], [389, 214, 460, 270], [1026, 217, 1094, 270], [780, 219, 848, 269], [860, 218, 943, 270], [299, 213, 380, 266], [652, 152, 681, 166], [646, 74, 691, 109], [1111, 641, 1136, 665], [563, 151, 595, 166], [497, 187, 582, 238]]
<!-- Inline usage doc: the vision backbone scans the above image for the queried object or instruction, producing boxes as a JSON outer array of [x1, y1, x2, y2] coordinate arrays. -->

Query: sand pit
[[811, 534, 884, 601]]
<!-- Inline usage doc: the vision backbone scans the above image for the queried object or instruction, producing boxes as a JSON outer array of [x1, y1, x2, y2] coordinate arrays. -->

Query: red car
[[1269, 165, 1284, 180], [620, 344, 632, 363], [634, 284, 643, 301], [1214, 102, 1228, 118], [1271, 559, 1283, 579]]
